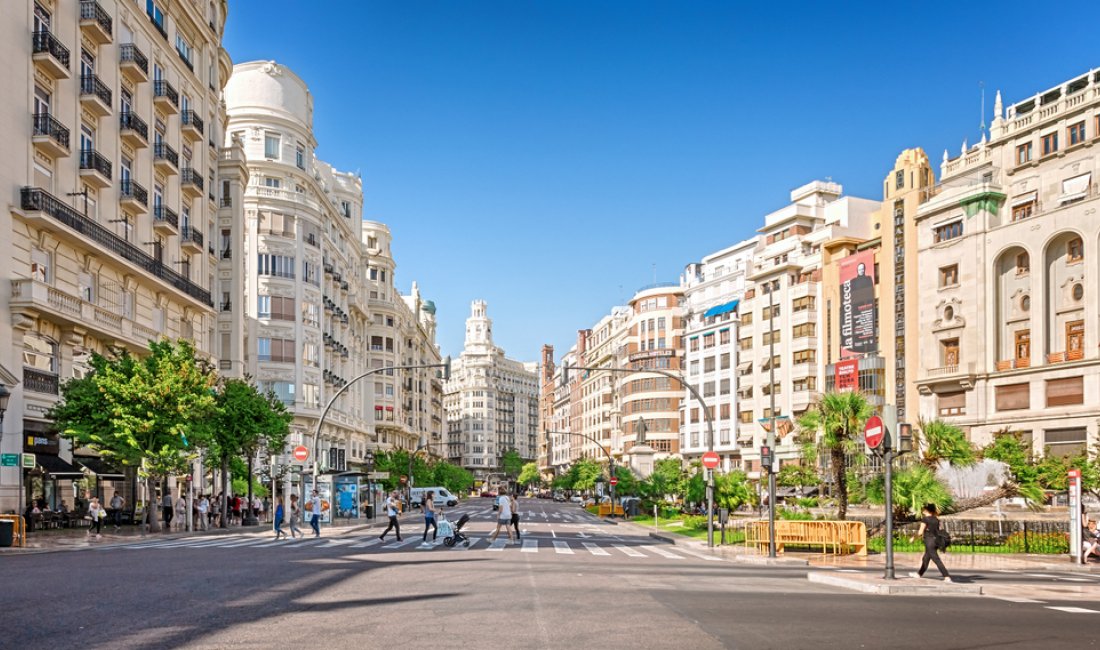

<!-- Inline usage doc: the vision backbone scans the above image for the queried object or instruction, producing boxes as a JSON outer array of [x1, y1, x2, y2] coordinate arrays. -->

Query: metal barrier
[[745, 520, 867, 556], [0, 514, 27, 547], [598, 504, 625, 517]]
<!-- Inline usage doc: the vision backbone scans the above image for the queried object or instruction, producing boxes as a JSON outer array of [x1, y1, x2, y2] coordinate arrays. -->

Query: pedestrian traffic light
[[760, 445, 773, 472]]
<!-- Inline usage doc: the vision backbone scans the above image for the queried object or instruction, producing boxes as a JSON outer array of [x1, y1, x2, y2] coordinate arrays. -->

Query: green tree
[[611, 465, 639, 497], [777, 462, 820, 494], [866, 465, 953, 522], [208, 378, 292, 527], [684, 467, 706, 505], [517, 462, 541, 488], [431, 461, 475, 495], [916, 418, 976, 467], [571, 458, 603, 492], [982, 429, 1037, 486], [714, 470, 756, 511], [50, 339, 217, 533], [500, 448, 525, 480], [796, 390, 874, 520], [643, 457, 686, 503]]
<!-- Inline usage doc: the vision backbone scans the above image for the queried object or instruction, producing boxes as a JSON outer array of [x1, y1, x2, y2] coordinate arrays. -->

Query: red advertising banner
[[838, 249, 877, 358], [835, 358, 859, 391]]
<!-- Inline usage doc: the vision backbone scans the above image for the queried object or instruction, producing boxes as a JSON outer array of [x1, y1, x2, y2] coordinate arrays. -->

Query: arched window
[[1067, 237, 1084, 263]]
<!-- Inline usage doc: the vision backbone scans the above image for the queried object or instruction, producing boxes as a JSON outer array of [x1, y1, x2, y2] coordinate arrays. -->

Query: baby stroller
[[440, 512, 470, 547]]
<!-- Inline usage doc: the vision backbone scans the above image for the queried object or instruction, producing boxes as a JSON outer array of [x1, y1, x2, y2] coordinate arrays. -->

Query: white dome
[[224, 60, 313, 130]]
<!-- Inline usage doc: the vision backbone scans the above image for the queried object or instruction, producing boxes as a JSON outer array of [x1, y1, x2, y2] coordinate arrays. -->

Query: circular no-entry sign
[[864, 416, 885, 450], [609, 476, 619, 486], [701, 451, 720, 470], [292, 445, 309, 462]]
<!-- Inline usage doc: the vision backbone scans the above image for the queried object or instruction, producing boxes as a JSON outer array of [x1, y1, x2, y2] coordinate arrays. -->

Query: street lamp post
[[365, 450, 375, 519], [766, 284, 777, 559], [408, 435, 426, 506], [0, 384, 10, 513], [563, 363, 718, 547]]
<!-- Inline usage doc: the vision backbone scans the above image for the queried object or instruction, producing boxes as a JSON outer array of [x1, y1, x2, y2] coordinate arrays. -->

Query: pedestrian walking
[[252, 495, 262, 522], [909, 503, 952, 582], [379, 491, 402, 542], [273, 497, 287, 540], [175, 493, 188, 531], [421, 491, 438, 544], [490, 492, 516, 545], [197, 495, 209, 531], [232, 494, 242, 526], [86, 497, 104, 539], [109, 491, 124, 531], [309, 490, 322, 537], [289, 494, 304, 538], [161, 490, 174, 529], [510, 492, 521, 541]]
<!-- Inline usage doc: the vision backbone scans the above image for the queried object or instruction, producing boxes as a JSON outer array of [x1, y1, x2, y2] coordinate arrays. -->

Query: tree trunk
[[220, 458, 229, 528], [146, 477, 161, 533], [832, 446, 848, 520]]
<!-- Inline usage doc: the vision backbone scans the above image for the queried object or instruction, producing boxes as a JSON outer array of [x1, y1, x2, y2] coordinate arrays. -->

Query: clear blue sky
[[224, 1, 1097, 361]]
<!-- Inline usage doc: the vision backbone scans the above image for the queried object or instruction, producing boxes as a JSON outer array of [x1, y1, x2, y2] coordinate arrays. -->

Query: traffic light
[[760, 445, 773, 473], [441, 356, 452, 381], [560, 365, 570, 387]]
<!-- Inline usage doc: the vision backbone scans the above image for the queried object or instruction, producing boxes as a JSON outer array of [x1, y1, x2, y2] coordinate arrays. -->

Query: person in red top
[[232, 495, 242, 525]]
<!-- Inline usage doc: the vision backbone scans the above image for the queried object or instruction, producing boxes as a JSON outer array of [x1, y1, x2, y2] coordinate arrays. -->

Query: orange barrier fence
[[744, 519, 867, 556], [0, 514, 27, 548]]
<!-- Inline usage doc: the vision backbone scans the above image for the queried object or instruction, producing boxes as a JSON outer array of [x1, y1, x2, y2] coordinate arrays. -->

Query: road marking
[[553, 541, 574, 555], [992, 597, 1045, 604], [1027, 573, 1061, 579], [291, 539, 327, 548], [486, 539, 507, 552], [643, 545, 684, 559], [675, 548, 724, 562], [613, 544, 646, 557], [453, 537, 480, 550], [582, 542, 610, 556], [382, 539, 414, 550], [522, 540, 539, 553], [1045, 607, 1100, 614], [221, 538, 273, 547], [550, 528, 557, 539], [349, 538, 382, 549]]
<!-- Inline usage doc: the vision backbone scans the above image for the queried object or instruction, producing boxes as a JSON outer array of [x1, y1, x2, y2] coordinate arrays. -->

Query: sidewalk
[[0, 512, 414, 555]]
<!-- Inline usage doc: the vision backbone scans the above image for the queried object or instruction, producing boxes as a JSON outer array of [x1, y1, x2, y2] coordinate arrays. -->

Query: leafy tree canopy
[[501, 448, 525, 479], [797, 390, 873, 520], [517, 462, 541, 487]]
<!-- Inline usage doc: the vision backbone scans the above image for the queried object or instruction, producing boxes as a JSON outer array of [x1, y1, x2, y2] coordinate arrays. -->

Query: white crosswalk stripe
[[1045, 607, 1100, 614], [613, 544, 646, 558], [643, 545, 684, 559], [382, 539, 415, 550], [582, 542, 610, 556], [486, 539, 507, 552], [675, 548, 724, 562], [522, 540, 538, 553], [553, 541, 574, 555], [349, 538, 382, 549]]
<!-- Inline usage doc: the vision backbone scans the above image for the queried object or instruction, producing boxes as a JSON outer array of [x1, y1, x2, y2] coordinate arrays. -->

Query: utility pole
[[767, 283, 777, 558]]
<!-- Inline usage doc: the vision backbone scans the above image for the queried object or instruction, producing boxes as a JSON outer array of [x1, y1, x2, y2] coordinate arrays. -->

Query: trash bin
[[0, 520, 13, 547], [364, 504, 374, 520]]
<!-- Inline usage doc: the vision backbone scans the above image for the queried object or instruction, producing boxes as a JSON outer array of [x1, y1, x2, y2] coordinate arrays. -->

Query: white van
[[409, 487, 459, 508]]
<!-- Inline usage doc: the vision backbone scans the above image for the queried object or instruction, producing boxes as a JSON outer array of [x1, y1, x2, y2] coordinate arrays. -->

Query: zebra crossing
[[96, 531, 719, 562]]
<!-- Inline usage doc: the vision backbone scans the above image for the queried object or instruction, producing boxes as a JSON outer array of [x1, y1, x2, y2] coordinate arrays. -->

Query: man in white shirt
[[309, 491, 322, 537], [378, 491, 402, 542], [196, 495, 209, 531], [490, 493, 516, 544]]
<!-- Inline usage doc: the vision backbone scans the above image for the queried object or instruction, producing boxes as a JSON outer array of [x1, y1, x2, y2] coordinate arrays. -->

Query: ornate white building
[[444, 301, 538, 482]]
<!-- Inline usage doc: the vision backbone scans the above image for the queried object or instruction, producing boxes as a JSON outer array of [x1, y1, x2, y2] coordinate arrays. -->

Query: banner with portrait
[[838, 250, 877, 357]]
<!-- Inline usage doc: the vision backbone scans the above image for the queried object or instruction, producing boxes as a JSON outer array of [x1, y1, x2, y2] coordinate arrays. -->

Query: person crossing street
[[379, 491, 402, 542], [490, 492, 516, 545], [309, 490, 322, 537]]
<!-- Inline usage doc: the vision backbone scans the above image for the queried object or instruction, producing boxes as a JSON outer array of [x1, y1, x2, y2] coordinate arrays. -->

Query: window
[[175, 33, 193, 68], [762, 305, 781, 320], [793, 377, 817, 392], [995, 383, 1030, 411], [78, 272, 97, 303], [720, 353, 730, 369], [1044, 428, 1087, 458], [1067, 237, 1084, 263], [762, 330, 781, 345], [264, 177, 281, 189], [1067, 320, 1084, 359], [258, 211, 295, 237], [895, 169, 904, 189], [146, 0, 165, 33], [1041, 132, 1058, 156], [703, 333, 715, 349], [1016, 142, 1032, 165], [689, 337, 699, 352], [1012, 200, 1034, 222], [1015, 252, 1029, 275], [302, 384, 320, 408], [31, 249, 52, 283], [934, 221, 963, 243], [941, 338, 959, 367], [719, 329, 730, 344], [937, 391, 966, 417], [303, 261, 319, 286], [258, 295, 295, 320], [264, 132, 280, 158], [1069, 121, 1086, 146], [257, 253, 295, 279], [740, 312, 753, 325], [1046, 377, 1083, 407], [303, 302, 319, 327], [257, 337, 295, 363], [939, 264, 959, 287], [1014, 330, 1030, 363], [295, 145, 305, 169], [739, 410, 753, 424], [793, 323, 815, 338], [260, 381, 295, 405], [341, 201, 351, 218], [793, 350, 815, 364], [792, 296, 815, 312]]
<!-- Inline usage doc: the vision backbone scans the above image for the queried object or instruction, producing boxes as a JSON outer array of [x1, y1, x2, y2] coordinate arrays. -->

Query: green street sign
[[22, 453, 36, 468], [0, 453, 18, 467]]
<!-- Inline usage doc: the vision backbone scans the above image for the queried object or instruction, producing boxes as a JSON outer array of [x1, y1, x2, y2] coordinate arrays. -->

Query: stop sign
[[292, 445, 309, 462], [865, 416, 885, 450], [609, 476, 618, 486], [701, 451, 720, 470]]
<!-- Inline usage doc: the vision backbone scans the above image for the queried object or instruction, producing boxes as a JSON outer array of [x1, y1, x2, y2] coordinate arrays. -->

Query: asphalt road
[[4, 499, 1099, 649]]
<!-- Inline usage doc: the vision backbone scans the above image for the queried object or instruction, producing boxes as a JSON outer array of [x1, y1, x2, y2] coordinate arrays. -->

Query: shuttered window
[[1046, 377, 1084, 407], [1044, 428, 1087, 458], [995, 383, 1030, 411], [938, 391, 966, 416]]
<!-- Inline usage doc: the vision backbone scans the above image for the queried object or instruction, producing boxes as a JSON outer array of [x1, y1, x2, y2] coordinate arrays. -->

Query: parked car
[[569, 495, 584, 503]]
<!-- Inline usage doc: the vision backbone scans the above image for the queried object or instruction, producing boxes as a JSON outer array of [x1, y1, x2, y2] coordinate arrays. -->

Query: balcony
[[790, 335, 817, 352], [153, 80, 179, 114], [19, 188, 211, 306], [181, 110, 204, 141], [78, 149, 112, 188], [12, 279, 162, 353], [119, 43, 148, 84], [118, 179, 148, 213], [32, 31, 70, 79], [24, 367, 59, 395], [119, 111, 148, 148], [918, 362, 977, 394], [180, 168, 204, 198], [31, 113, 70, 158], [79, 74, 113, 117], [79, 1, 113, 45], [180, 226, 204, 253], [152, 204, 178, 234], [153, 142, 178, 174]]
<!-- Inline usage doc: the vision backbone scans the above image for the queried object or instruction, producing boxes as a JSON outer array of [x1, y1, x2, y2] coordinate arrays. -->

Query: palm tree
[[796, 390, 873, 520], [915, 418, 976, 467]]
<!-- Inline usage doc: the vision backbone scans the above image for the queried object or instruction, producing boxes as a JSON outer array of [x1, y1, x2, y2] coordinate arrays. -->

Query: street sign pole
[[884, 434, 895, 580], [701, 451, 720, 547], [1070, 468, 1083, 564]]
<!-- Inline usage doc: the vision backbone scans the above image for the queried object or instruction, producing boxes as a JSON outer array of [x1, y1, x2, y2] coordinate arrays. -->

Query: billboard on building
[[835, 359, 859, 391], [838, 249, 877, 357]]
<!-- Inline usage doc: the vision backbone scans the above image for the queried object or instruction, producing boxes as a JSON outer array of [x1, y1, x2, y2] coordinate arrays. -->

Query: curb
[[807, 571, 983, 595], [643, 528, 812, 566]]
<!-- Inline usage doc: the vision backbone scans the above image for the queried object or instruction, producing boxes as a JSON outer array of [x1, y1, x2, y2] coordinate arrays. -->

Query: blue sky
[[224, 1, 1098, 361]]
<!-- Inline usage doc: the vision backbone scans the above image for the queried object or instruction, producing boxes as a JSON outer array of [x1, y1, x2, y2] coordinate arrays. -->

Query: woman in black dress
[[909, 503, 951, 582]]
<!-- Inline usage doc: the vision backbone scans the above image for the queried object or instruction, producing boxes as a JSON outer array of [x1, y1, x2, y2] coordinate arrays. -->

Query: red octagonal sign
[[292, 445, 309, 462], [864, 416, 885, 450], [701, 451, 720, 470], [609, 476, 619, 486]]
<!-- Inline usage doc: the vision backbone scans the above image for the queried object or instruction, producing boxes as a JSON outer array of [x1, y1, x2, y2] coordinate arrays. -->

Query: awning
[[704, 299, 740, 319], [32, 454, 84, 479], [1061, 173, 1092, 203], [75, 456, 126, 480], [1011, 190, 1037, 207], [718, 327, 730, 333], [737, 360, 753, 371]]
